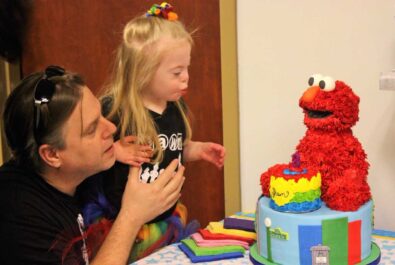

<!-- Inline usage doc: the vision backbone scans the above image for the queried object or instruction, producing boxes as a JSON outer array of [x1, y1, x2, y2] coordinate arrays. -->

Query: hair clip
[[146, 2, 178, 21]]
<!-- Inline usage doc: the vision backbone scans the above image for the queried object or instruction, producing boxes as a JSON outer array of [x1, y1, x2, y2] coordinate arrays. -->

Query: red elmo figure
[[261, 74, 371, 211]]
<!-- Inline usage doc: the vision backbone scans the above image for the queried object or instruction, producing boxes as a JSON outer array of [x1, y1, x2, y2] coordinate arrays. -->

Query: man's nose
[[103, 117, 116, 137]]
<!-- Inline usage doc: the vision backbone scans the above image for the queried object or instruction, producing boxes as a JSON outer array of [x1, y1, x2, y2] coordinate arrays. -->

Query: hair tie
[[146, 2, 178, 21]]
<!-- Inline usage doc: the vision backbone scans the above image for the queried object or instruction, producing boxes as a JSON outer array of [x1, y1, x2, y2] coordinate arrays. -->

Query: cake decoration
[[310, 245, 330, 265], [268, 152, 322, 213], [261, 75, 371, 212], [251, 75, 380, 265]]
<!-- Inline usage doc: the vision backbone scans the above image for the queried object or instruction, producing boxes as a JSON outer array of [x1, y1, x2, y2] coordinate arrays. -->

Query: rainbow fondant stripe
[[256, 196, 376, 265], [269, 166, 322, 212]]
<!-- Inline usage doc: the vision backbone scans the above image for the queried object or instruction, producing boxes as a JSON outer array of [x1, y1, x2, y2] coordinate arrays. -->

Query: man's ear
[[38, 144, 61, 168]]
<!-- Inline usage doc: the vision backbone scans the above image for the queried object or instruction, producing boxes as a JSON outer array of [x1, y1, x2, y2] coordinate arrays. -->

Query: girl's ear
[[38, 144, 61, 168]]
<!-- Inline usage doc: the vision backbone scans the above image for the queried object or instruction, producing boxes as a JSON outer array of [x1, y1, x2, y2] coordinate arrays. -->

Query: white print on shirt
[[140, 164, 165, 183], [158, 133, 183, 151], [140, 134, 183, 183], [77, 214, 89, 265]]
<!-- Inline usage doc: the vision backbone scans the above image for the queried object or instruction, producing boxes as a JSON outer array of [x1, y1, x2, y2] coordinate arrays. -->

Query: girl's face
[[143, 38, 191, 111]]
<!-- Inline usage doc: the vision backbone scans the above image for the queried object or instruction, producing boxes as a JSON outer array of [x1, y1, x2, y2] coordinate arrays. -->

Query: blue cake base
[[255, 196, 375, 265]]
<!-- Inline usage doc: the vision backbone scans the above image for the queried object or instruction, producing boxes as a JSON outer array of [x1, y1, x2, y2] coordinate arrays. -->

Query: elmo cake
[[251, 74, 380, 265]]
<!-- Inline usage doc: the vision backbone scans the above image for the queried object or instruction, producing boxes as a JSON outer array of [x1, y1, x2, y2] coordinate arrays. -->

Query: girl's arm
[[183, 141, 226, 169]]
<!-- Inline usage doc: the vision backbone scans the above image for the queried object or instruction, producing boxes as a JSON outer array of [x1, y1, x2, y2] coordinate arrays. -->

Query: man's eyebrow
[[82, 116, 100, 136]]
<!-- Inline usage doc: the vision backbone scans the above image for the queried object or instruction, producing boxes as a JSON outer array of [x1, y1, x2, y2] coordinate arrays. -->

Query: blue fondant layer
[[283, 168, 307, 175], [269, 198, 322, 213], [256, 197, 373, 265]]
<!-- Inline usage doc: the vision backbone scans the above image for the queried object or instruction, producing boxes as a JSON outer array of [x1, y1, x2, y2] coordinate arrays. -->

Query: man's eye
[[173, 72, 181, 76], [86, 126, 97, 136]]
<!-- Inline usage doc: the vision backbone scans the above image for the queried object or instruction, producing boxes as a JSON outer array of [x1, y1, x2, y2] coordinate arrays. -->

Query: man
[[0, 66, 184, 264]]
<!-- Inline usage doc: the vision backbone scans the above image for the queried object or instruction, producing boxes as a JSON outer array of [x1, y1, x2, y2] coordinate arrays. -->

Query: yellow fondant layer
[[269, 173, 321, 206]]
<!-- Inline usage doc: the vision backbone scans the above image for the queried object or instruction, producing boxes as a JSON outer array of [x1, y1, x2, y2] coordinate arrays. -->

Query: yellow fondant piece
[[207, 221, 257, 240]]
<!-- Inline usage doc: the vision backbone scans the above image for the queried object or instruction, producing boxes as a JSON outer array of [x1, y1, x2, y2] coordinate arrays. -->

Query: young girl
[[104, 2, 225, 175], [82, 2, 225, 262]]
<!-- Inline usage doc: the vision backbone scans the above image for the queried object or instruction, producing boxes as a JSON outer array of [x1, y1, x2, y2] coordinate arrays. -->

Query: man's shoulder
[[0, 160, 30, 182], [0, 160, 44, 208]]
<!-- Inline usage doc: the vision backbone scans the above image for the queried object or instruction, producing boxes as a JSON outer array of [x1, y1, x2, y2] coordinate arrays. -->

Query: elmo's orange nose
[[301, 86, 320, 102]]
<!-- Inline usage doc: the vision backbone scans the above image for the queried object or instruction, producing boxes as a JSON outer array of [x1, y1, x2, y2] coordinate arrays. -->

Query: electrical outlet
[[379, 70, 395, 90]]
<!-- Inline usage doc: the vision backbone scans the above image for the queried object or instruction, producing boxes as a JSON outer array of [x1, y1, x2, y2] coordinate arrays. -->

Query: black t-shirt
[[100, 98, 186, 222], [0, 160, 88, 265]]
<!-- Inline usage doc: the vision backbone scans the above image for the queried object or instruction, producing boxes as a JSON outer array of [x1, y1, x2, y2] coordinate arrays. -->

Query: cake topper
[[291, 152, 301, 168], [261, 75, 371, 211]]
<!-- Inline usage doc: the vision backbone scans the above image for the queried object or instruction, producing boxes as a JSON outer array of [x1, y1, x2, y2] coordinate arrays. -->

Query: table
[[132, 230, 395, 265]]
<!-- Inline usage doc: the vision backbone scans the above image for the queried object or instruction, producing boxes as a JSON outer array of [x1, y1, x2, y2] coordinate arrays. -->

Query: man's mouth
[[305, 109, 333, 119]]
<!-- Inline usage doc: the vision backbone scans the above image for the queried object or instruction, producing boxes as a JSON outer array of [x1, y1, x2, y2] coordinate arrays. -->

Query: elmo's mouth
[[305, 109, 333, 119]]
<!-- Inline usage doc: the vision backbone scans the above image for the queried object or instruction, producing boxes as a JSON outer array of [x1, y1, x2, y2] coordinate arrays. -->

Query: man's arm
[[90, 159, 185, 265]]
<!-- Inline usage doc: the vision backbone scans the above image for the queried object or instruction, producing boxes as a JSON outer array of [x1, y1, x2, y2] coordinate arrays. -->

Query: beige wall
[[238, 0, 395, 230]]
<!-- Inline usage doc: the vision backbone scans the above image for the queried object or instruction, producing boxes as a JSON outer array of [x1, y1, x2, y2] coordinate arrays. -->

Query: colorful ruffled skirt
[[129, 202, 199, 262]]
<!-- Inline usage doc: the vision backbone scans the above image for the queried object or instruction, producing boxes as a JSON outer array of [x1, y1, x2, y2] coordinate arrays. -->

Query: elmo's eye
[[308, 74, 323, 86], [308, 74, 335, 92], [319, 76, 335, 91]]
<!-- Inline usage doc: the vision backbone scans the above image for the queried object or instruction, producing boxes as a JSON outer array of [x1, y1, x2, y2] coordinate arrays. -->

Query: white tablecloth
[[132, 230, 395, 265]]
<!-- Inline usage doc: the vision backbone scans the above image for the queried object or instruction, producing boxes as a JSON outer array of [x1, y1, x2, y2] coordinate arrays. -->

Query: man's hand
[[121, 159, 185, 226]]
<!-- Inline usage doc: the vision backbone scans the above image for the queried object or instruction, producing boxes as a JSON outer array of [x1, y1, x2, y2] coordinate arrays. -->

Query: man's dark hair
[[2, 69, 85, 172]]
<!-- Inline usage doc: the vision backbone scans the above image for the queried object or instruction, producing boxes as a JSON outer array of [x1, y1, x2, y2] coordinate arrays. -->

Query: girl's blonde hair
[[102, 15, 193, 163]]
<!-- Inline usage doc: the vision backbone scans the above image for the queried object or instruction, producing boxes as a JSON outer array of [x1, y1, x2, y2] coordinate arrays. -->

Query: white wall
[[238, 0, 395, 231]]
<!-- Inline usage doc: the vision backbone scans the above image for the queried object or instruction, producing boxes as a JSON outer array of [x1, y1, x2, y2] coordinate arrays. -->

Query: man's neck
[[41, 168, 81, 196]]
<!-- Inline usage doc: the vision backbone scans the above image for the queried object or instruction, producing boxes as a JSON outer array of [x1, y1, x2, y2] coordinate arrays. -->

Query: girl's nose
[[182, 71, 189, 83]]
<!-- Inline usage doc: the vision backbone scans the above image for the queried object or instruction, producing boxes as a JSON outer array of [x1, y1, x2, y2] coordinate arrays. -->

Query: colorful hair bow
[[146, 2, 178, 21]]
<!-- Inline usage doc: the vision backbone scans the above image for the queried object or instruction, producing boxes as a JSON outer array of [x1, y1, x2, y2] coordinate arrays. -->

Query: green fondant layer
[[357, 242, 381, 265], [289, 189, 321, 203]]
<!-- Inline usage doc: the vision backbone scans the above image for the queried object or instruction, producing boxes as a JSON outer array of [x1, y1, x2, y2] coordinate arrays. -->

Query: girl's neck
[[143, 97, 167, 114], [141, 94, 167, 115]]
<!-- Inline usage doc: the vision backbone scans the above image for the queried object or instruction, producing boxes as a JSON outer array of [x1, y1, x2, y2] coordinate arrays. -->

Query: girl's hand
[[184, 141, 226, 169], [114, 135, 153, 166], [199, 142, 226, 169]]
